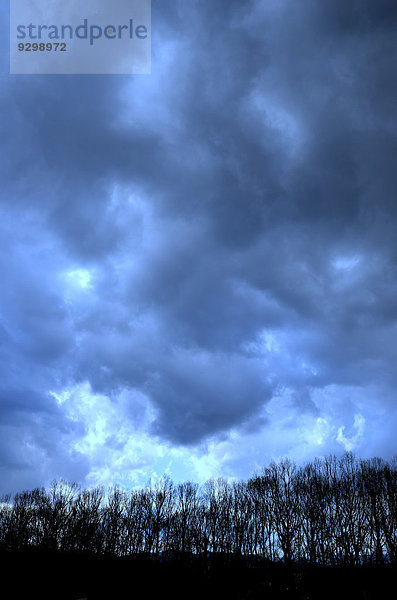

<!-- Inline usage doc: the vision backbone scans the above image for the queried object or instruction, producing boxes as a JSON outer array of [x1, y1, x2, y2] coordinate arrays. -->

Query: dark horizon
[[2, 451, 397, 598]]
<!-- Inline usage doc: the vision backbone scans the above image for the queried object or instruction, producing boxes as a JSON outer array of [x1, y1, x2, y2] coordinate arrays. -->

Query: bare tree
[[1, 453, 397, 567]]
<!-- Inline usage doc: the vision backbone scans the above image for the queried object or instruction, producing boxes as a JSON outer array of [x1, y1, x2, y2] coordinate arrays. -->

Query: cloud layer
[[1, 0, 397, 492]]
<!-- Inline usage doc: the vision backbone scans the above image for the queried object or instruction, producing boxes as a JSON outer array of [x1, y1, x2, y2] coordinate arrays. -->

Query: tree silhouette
[[1, 452, 397, 569]]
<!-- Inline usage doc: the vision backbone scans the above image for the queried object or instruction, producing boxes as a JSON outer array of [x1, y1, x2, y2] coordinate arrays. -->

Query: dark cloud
[[0, 0, 397, 491]]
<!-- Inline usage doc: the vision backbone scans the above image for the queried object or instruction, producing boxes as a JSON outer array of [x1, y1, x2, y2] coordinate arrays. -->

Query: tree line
[[1, 452, 396, 567]]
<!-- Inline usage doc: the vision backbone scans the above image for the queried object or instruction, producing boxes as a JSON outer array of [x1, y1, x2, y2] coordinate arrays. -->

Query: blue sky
[[1, 0, 397, 494]]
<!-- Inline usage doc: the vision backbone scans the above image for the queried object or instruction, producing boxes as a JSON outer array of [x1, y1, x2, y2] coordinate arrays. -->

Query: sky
[[1, 0, 397, 494]]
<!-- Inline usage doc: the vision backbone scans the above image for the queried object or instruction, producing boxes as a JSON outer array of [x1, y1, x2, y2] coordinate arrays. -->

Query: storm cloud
[[1, 0, 397, 492]]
